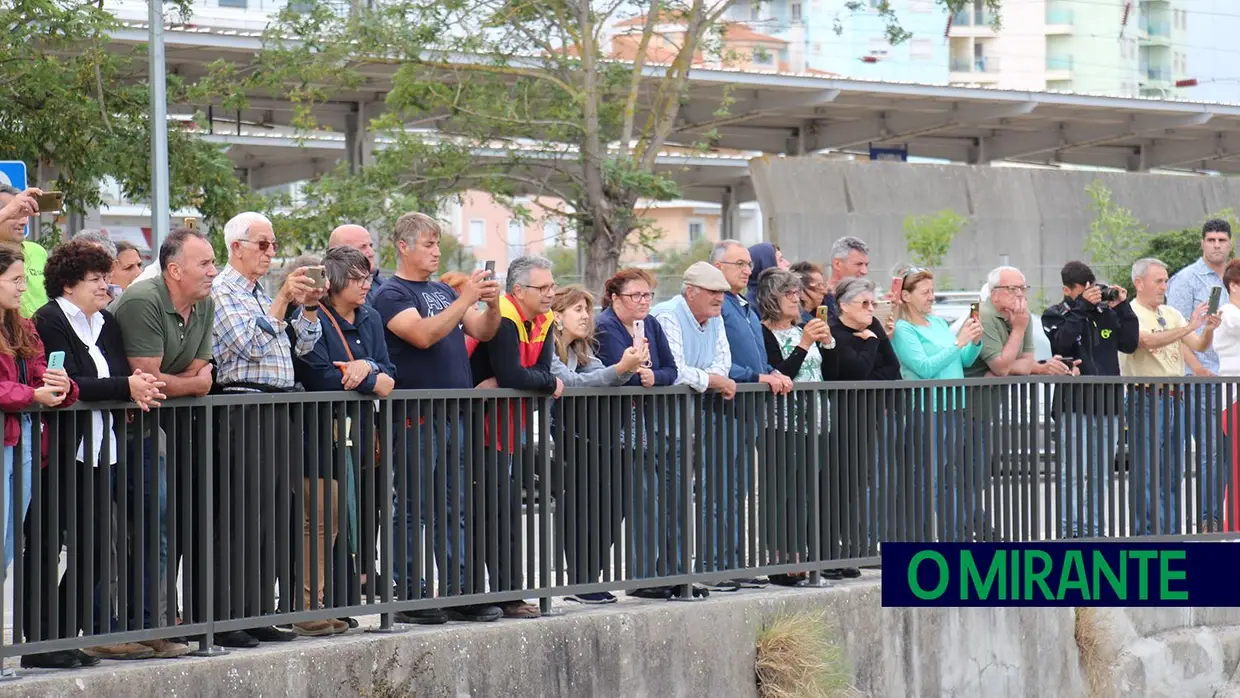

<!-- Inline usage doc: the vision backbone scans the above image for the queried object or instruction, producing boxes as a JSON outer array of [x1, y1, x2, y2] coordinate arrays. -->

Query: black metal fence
[[2, 376, 1239, 665]]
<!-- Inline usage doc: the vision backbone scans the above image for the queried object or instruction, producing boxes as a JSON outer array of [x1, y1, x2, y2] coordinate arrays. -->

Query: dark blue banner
[[881, 542, 1240, 607]]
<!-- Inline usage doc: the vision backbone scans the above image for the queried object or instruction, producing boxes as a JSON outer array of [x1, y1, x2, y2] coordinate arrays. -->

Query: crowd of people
[[0, 184, 1236, 670]]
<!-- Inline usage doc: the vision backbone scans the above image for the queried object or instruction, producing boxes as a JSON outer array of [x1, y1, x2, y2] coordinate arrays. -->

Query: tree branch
[[618, 0, 661, 156]]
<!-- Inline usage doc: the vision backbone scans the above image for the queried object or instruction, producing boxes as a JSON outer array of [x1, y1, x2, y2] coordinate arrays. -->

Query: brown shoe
[[293, 620, 338, 637], [500, 600, 541, 619], [83, 642, 156, 660], [328, 618, 350, 635], [138, 639, 191, 658]]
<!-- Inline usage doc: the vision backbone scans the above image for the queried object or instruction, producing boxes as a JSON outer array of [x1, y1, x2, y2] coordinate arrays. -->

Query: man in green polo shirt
[[966, 266, 1073, 378], [112, 228, 216, 395], [0, 184, 49, 318]]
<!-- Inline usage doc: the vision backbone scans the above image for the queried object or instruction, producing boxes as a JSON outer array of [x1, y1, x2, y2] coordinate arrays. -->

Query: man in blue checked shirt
[[206, 211, 330, 647], [1166, 218, 1233, 532]]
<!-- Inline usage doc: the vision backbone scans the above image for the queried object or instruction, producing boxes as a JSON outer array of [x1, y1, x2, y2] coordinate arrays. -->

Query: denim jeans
[[3, 414, 33, 571], [1127, 392, 1184, 534], [128, 434, 168, 628], [395, 419, 467, 598], [1182, 383, 1228, 525], [1056, 412, 1120, 537]]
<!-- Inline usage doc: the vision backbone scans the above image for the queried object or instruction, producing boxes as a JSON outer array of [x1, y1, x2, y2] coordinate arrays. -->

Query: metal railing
[[950, 56, 1000, 74], [2, 377, 1238, 666]]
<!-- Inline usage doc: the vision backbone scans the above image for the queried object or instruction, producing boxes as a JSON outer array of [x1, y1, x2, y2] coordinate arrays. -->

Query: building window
[[468, 219, 485, 247], [218, 0, 247, 7], [688, 219, 705, 244], [910, 38, 933, 61], [506, 220, 524, 260], [791, 2, 801, 21], [542, 220, 563, 245]]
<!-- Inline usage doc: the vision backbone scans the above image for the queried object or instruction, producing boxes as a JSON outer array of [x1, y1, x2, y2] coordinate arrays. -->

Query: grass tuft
[[755, 611, 860, 698], [1075, 607, 1116, 698]]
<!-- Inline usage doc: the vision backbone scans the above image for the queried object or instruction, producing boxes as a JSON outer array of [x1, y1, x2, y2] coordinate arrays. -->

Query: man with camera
[[1042, 262, 1139, 537]]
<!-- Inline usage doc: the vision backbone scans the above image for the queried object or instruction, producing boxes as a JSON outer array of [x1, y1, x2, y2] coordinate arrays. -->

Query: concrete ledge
[[0, 574, 1088, 698]]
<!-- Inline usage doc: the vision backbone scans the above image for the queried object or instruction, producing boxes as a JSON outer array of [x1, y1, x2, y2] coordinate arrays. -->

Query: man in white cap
[[651, 261, 735, 397]]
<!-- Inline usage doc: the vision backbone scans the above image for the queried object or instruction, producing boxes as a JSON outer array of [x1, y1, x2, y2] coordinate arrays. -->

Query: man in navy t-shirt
[[374, 212, 502, 625]]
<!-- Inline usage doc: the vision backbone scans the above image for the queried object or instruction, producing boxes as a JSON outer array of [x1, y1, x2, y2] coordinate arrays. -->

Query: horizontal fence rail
[[2, 377, 1238, 665]]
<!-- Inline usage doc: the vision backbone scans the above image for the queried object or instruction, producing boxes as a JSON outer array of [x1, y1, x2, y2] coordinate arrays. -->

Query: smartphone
[[1209, 285, 1223, 315], [816, 305, 830, 323], [35, 191, 63, 214], [483, 260, 496, 276], [183, 217, 198, 231], [46, 351, 64, 371], [890, 276, 903, 300], [873, 299, 894, 326], [305, 266, 326, 290], [632, 320, 645, 344], [969, 302, 980, 320]]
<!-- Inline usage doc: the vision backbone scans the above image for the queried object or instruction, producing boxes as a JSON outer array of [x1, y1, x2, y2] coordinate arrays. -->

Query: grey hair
[[324, 246, 370, 299], [834, 277, 876, 305], [0, 184, 19, 196], [72, 229, 116, 259], [830, 236, 869, 261], [709, 239, 745, 264], [1131, 258, 1167, 282], [755, 268, 801, 323], [223, 212, 272, 249], [986, 265, 1022, 289], [506, 255, 553, 294]]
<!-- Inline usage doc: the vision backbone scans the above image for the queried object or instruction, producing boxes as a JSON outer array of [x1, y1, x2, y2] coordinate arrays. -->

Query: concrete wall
[[0, 580, 1091, 698], [750, 157, 1237, 298]]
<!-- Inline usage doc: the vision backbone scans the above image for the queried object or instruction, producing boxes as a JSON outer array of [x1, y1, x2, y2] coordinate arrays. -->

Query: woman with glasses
[[826, 277, 899, 578], [889, 267, 982, 542], [294, 246, 396, 637], [755, 268, 838, 586], [550, 285, 645, 604]]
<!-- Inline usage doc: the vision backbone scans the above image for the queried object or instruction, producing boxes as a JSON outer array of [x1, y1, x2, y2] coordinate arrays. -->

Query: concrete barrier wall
[[749, 157, 1240, 296]]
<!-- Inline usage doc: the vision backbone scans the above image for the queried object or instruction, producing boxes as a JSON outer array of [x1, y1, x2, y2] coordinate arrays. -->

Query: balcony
[[950, 55, 1001, 83], [950, 8, 996, 35], [1145, 66, 1172, 83], [1139, 17, 1172, 44], [1045, 7, 1074, 29], [1046, 55, 1073, 74]]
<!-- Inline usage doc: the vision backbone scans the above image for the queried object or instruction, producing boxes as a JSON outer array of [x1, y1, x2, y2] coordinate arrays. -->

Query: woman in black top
[[26, 240, 168, 669], [823, 278, 900, 580]]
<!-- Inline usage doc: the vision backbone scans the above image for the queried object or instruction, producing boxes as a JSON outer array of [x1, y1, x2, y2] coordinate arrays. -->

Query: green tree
[[207, 0, 741, 292], [0, 0, 246, 236], [655, 238, 713, 296], [1133, 208, 1240, 281], [437, 232, 476, 275], [1083, 179, 1149, 284], [839, 1, 1003, 44], [545, 246, 581, 286], [903, 209, 968, 269]]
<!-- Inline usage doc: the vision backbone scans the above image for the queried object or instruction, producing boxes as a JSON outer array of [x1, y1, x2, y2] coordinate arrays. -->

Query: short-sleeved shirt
[[1120, 302, 1187, 378], [110, 276, 215, 375], [964, 298, 1035, 378], [19, 241, 48, 319], [374, 276, 472, 390]]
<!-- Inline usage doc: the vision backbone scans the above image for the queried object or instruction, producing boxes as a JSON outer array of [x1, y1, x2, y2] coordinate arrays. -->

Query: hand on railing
[[128, 369, 166, 411], [553, 377, 565, 399], [373, 373, 395, 397], [708, 374, 737, 400], [32, 383, 66, 407], [334, 359, 372, 391], [637, 367, 655, 387]]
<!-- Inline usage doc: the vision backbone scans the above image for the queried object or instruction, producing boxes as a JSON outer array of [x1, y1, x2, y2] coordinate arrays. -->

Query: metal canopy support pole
[[720, 186, 734, 240], [148, 0, 171, 254]]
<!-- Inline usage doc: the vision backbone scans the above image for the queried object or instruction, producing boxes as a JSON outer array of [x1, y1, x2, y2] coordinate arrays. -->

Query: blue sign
[[869, 145, 909, 162], [0, 161, 26, 191]]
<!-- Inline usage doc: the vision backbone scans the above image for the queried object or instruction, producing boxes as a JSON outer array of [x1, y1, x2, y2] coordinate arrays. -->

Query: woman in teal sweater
[[890, 268, 982, 542]]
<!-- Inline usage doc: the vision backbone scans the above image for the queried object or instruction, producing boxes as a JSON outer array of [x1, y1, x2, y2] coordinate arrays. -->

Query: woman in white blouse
[[1212, 259, 1240, 531], [30, 240, 169, 665]]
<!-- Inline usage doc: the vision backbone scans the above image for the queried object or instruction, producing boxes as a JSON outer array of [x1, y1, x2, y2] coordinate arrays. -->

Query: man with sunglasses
[[1121, 258, 1217, 535], [1042, 261, 1138, 538]]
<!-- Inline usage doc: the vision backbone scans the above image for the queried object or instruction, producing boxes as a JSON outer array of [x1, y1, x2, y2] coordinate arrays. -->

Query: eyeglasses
[[240, 239, 278, 253], [350, 275, 373, 287], [845, 299, 877, 309], [783, 290, 800, 299], [618, 291, 655, 303], [718, 260, 753, 271], [523, 283, 557, 296], [995, 284, 1032, 295]]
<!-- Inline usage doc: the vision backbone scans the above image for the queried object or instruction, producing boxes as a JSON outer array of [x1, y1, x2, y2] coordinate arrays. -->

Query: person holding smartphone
[[1042, 262, 1139, 538]]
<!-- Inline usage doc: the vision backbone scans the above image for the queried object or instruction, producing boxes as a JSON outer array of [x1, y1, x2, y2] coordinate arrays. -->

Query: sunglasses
[[239, 238, 278, 253]]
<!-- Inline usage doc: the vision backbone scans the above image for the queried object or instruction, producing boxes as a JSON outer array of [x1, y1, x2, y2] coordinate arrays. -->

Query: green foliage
[[902, 209, 968, 269], [545, 245, 580, 285], [1084, 180, 1149, 284], [437, 232, 476, 275], [839, 0, 1002, 45], [656, 238, 713, 294], [1140, 228, 1201, 281], [0, 0, 246, 236]]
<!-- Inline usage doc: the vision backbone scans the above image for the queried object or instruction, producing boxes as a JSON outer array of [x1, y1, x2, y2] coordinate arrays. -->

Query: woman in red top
[[0, 244, 76, 573]]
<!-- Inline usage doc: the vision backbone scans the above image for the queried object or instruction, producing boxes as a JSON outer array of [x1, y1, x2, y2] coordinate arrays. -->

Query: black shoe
[[21, 651, 80, 669], [394, 608, 448, 625], [705, 580, 741, 592], [629, 586, 674, 599], [446, 604, 502, 623], [339, 617, 359, 629], [204, 630, 259, 648], [733, 577, 769, 589], [822, 569, 845, 580], [841, 568, 862, 578], [73, 649, 101, 667], [248, 626, 296, 643], [769, 573, 807, 587]]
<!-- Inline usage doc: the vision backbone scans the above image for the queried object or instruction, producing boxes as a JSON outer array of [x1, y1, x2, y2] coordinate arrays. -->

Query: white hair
[[986, 265, 1023, 290], [1131, 258, 1167, 283], [709, 239, 745, 264], [223, 212, 273, 250]]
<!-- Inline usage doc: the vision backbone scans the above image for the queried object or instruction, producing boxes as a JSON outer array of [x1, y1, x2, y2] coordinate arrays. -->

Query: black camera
[[1097, 284, 1119, 303]]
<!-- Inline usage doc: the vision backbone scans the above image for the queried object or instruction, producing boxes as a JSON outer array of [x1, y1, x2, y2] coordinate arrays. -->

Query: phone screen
[[35, 192, 63, 214], [970, 302, 980, 319], [816, 305, 830, 323], [484, 260, 496, 276]]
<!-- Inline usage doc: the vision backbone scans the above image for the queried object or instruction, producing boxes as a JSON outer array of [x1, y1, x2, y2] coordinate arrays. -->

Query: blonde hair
[[891, 267, 934, 328], [551, 285, 596, 367]]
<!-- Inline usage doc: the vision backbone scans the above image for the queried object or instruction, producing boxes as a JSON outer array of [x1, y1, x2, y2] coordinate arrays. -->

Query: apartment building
[[947, 0, 1187, 98], [724, 0, 949, 82]]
